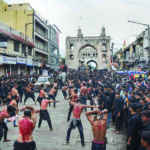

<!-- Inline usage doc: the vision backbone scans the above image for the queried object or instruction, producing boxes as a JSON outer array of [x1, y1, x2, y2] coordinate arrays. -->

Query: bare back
[[91, 119, 107, 142]]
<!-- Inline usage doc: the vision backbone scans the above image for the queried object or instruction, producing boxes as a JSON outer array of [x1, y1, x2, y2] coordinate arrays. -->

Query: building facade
[[65, 27, 111, 69], [0, 21, 37, 75], [49, 25, 60, 69], [119, 28, 150, 71], [0, 0, 50, 71]]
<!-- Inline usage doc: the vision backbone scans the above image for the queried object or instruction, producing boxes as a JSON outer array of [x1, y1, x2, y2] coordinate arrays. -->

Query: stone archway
[[78, 45, 98, 67], [65, 27, 111, 69], [87, 60, 98, 68]]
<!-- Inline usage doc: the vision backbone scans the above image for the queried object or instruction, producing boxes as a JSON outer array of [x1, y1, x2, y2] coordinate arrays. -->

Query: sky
[[4, 0, 150, 57]]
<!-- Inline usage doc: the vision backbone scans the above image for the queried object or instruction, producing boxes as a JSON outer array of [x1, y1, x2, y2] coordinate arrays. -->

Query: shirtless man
[[80, 83, 88, 111], [13, 106, 38, 150], [62, 85, 68, 99], [86, 109, 108, 150], [6, 99, 19, 127], [66, 100, 99, 146], [38, 99, 59, 131], [48, 87, 57, 108], [66, 89, 78, 121], [37, 84, 47, 105], [0, 105, 16, 142], [11, 84, 19, 104], [24, 84, 36, 105]]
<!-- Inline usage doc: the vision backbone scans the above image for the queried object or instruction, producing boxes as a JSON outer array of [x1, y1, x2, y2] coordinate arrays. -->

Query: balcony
[[35, 28, 48, 40], [0, 21, 33, 43]]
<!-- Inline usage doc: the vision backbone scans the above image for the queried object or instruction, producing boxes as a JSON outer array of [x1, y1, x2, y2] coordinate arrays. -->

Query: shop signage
[[3, 56, 16, 64], [16, 57, 26, 64], [0, 55, 3, 64], [27, 58, 33, 66], [33, 61, 41, 67]]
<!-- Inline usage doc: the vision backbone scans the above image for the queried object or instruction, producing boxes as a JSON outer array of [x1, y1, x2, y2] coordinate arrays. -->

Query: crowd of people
[[0, 68, 150, 150]]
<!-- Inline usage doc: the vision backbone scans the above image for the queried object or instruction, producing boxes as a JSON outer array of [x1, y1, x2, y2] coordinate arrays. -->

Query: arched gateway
[[65, 27, 111, 69]]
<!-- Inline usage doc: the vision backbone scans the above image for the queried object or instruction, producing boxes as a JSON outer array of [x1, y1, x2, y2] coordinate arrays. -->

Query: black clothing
[[48, 94, 56, 108], [142, 102, 150, 111], [114, 98, 123, 131], [0, 122, 8, 141], [62, 90, 67, 98], [91, 142, 106, 150], [108, 92, 115, 110], [13, 140, 36, 150], [127, 114, 141, 150], [66, 120, 84, 145], [38, 110, 52, 130], [24, 92, 35, 104], [67, 104, 74, 121], [104, 97, 112, 113], [37, 97, 43, 106]]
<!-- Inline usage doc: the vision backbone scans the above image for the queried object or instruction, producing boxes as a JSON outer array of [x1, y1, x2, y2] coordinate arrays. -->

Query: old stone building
[[65, 27, 111, 69]]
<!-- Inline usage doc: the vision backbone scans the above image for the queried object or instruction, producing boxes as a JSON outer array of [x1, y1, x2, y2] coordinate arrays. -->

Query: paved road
[[0, 91, 126, 150]]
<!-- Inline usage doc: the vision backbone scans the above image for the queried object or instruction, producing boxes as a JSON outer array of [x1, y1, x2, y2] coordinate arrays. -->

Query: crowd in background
[[0, 69, 150, 150]]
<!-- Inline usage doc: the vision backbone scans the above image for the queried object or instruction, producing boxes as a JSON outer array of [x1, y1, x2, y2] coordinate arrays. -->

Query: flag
[[130, 46, 133, 58], [122, 40, 126, 51]]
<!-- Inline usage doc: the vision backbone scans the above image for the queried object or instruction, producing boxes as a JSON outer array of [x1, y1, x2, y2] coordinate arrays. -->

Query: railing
[[35, 28, 48, 39], [0, 21, 33, 43]]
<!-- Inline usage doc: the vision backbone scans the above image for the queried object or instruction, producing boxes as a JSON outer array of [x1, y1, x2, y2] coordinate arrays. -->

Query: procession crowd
[[0, 69, 150, 150]]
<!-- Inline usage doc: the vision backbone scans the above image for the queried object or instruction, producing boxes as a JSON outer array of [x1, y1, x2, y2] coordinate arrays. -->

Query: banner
[[3, 56, 16, 64], [0, 55, 3, 64], [16, 57, 26, 64], [33, 61, 41, 67], [27, 58, 33, 66]]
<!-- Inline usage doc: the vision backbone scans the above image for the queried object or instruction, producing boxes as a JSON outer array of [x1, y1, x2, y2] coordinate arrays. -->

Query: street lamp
[[128, 20, 150, 70]]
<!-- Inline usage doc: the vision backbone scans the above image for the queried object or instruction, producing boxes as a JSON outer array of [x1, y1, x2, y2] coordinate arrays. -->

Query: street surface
[[0, 91, 126, 150]]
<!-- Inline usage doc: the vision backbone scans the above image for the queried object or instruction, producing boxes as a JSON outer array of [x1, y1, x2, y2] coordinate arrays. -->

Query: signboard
[[0, 55, 3, 64], [33, 61, 41, 67], [16, 57, 26, 64], [27, 58, 33, 66], [3, 56, 16, 64], [0, 42, 7, 48]]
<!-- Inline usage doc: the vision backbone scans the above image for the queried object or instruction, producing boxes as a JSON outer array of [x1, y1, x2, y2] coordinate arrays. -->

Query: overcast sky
[[5, 0, 150, 56]]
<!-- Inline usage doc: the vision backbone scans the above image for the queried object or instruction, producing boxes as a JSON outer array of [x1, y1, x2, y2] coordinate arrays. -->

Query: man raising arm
[[86, 109, 108, 150]]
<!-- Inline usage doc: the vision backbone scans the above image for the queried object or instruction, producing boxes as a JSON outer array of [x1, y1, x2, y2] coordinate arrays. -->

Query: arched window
[[88, 53, 90, 56], [83, 53, 85, 56], [70, 44, 74, 50], [102, 44, 106, 49], [93, 53, 95, 56], [69, 54, 74, 60]]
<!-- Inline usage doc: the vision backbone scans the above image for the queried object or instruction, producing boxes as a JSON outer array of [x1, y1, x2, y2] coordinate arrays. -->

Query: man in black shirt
[[103, 91, 111, 128], [108, 86, 115, 123], [127, 104, 141, 150], [139, 110, 150, 150], [114, 92, 124, 134]]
